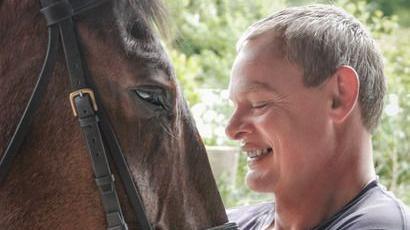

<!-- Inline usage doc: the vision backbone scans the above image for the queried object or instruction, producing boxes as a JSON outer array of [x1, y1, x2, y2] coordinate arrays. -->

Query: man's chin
[[246, 171, 276, 193]]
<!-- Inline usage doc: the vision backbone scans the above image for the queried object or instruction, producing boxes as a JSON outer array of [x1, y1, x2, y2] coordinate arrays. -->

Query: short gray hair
[[237, 4, 386, 132]]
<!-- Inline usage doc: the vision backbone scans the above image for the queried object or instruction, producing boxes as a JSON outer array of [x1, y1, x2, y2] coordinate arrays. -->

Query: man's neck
[[272, 177, 374, 230], [271, 134, 376, 230]]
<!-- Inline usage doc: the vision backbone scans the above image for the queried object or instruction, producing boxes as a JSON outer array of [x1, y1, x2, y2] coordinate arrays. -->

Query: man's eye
[[251, 102, 268, 109]]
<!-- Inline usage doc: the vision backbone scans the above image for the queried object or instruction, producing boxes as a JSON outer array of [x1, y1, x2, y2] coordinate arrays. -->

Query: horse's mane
[[128, 0, 170, 38]]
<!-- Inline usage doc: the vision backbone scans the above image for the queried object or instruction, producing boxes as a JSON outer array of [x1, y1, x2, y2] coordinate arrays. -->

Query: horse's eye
[[135, 90, 160, 105], [133, 88, 167, 110]]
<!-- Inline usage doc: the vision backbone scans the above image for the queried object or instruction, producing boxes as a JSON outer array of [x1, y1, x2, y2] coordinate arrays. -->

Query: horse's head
[[80, 0, 229, 228], [0, 0, 228, 229]]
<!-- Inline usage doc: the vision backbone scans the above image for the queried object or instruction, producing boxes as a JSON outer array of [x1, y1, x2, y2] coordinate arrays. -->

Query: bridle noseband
[[0, 0, 238, 229]]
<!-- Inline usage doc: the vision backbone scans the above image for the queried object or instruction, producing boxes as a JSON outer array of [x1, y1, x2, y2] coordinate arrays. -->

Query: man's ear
[[327, 65, 360, 123]]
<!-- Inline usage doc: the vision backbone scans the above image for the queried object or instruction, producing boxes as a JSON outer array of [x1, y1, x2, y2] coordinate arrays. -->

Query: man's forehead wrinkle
[[238, 81, 278, 94], [229, 80, 281, 103]]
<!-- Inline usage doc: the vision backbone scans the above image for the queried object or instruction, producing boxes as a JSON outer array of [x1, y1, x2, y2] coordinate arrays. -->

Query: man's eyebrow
[[239, 81, 277, 94], [229, 81, 281, 102]]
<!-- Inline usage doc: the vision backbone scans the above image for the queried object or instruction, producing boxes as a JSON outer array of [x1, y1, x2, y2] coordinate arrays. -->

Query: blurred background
[[163, 0, 410, 207]]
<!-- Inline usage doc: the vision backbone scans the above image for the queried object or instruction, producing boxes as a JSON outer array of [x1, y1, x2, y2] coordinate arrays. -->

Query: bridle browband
[[0, 0, 238, 229]]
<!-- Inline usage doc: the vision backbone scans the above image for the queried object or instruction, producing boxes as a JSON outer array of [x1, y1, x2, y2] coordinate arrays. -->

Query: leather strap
[[40, 0, 73, 26], [74, 93, 128, 230], [41, 0, 130, 229], [0, 26, 59, 184], [49, 1, 152, 228], [0, 0, 238, 229], [57, 17, 87, 89], [40, 0, 110, 26], [98, 106, 153, 230]]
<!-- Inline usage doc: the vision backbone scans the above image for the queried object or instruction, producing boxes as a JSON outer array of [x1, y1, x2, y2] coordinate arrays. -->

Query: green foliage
[[287, 0, 410, 26], [364, 0, 410, 26], [189, 89, 237, 146], [166, 0, 410, 207], [168, 49, 201, 105], [372, 28, 410, 204], [166, 0, 284, 89], [337, 0, 399, 36]]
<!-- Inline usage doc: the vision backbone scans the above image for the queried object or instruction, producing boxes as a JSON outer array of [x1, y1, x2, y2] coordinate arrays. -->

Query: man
[[225, 4, 410, 230]]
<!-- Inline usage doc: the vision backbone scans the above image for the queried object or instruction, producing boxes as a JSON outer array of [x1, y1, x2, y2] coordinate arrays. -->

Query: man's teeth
[[247, 148, 272, 158]]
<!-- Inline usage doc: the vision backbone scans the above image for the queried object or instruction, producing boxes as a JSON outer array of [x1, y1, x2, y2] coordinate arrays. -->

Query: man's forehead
[[240, 32, 285, 59], [234, 81, 272, 92], [228, 80, 279, 100]]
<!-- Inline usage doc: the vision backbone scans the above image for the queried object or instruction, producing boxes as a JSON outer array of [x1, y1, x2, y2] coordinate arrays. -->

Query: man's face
[[226, 35, 336, 194]]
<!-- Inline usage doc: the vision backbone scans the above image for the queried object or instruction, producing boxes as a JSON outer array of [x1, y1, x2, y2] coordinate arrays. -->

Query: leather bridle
[[0, 0, 238, 229]]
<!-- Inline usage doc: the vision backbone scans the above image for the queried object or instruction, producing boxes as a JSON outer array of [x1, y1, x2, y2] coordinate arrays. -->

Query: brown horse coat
[[0, 0, 228, 229]]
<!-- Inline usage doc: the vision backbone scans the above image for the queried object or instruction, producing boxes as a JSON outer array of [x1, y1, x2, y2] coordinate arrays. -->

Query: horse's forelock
[[127, 0, 169, 39]]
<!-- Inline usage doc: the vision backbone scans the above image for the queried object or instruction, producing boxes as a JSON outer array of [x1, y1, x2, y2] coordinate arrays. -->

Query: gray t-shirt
[[227, 180, 410, 229]]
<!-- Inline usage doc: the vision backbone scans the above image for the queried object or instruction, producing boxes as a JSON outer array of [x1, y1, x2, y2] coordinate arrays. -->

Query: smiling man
[[225, 4, 410, 230]]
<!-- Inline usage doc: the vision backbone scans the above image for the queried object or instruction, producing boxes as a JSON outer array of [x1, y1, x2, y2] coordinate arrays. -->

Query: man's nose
[[225, 110, 252, 140]]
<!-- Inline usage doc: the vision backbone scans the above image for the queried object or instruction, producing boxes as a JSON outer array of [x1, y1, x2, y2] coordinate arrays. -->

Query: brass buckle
[[69, 88, 98, 117]]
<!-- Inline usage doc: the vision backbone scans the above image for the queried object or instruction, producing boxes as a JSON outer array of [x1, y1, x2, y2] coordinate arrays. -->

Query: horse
[[0, 0, 233, 229]]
